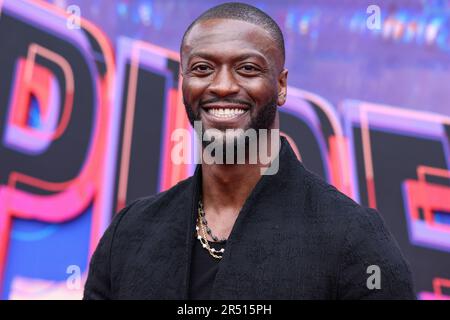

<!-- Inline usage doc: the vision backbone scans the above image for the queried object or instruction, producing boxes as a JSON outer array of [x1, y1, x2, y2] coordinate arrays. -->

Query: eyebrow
[[187, 51, 269, 65]]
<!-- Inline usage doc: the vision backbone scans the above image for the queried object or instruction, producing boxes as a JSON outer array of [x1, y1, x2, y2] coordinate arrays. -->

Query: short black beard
[[184, 96, 278, 158]]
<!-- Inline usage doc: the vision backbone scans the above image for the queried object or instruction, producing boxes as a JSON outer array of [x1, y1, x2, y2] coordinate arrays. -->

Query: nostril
[[208, 82, 240, 96]]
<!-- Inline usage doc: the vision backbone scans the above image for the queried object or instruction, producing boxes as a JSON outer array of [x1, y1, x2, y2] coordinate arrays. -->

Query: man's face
[[181, 18, 288, 136]]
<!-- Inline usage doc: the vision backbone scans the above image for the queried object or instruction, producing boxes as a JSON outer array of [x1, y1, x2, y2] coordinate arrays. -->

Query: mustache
[[199, 97, 252, 108]]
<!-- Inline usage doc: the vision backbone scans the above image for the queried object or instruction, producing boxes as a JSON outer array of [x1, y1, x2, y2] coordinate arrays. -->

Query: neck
[[200, 124, 279, 216], [198, 160, 263, 241], [201, 161, 263, 214], [197, 116, 280, 240]]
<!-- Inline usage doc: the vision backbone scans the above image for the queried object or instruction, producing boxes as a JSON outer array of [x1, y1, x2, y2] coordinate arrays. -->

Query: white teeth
[[207, 108, 246, 118]]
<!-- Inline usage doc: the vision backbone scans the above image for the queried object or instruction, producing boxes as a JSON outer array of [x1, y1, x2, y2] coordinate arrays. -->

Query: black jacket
[[84, 137, 415, 299]]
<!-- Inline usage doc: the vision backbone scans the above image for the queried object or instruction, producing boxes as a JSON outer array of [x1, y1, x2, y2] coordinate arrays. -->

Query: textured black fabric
[[189, 236, 226, 300], [84, 137, 415, 300]]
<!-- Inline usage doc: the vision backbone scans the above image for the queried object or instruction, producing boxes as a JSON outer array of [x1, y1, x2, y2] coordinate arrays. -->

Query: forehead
[[182, 18, 279, 64]]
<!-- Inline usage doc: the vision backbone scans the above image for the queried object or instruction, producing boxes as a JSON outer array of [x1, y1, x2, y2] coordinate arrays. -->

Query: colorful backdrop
[[0, 0, 449, 299]]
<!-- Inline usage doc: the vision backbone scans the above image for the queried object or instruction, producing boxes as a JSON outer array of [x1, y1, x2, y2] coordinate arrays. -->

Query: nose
[[207, 67, 240, 97]]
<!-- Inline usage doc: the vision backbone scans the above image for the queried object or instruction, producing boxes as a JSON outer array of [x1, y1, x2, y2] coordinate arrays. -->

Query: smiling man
[[84, 2, 415, 300]]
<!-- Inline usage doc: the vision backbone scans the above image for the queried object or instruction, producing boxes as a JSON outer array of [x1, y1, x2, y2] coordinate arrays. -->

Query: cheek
[[242, 79, 277, 105], [182, 78, 209, 104]]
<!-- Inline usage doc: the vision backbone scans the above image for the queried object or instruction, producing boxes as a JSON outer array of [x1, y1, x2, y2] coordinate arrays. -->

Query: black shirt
[[189, 234, 227, 299]]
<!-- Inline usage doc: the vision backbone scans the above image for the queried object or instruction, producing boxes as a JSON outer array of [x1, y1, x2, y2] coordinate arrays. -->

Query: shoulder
[[298, 164, 403, 248], [113, 175, 194, 230], [295, 169, 415, 298], [298, 163, 363, 221], [298, 166, 402, 249]]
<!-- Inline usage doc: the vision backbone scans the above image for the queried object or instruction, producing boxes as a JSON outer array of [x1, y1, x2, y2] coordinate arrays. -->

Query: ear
[[277, 68, 288, 106]]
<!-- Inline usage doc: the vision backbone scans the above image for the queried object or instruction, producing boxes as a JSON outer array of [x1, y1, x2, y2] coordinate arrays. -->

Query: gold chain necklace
[[196, 201, 225, 259]]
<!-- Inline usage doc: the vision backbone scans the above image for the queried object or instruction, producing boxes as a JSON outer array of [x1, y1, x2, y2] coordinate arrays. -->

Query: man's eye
[[239, 65, 259, 73], [192, 65, 212, 72]]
